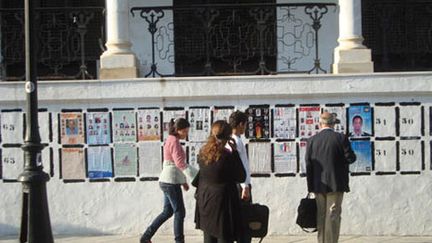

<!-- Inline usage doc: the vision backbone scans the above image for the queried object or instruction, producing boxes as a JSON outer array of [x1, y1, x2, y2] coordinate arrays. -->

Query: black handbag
[[296, 193, 317, 233], [241, 203, 269, 242]]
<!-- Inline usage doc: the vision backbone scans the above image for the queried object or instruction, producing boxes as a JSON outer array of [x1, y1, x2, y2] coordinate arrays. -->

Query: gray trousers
[[315, 192, 344, 243]]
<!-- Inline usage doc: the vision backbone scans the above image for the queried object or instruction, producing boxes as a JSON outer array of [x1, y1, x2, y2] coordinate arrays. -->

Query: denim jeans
[[141, 182, 185, 243]]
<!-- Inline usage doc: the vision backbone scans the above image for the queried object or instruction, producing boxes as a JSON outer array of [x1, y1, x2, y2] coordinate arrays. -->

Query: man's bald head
[[319, 112, 336, 128]]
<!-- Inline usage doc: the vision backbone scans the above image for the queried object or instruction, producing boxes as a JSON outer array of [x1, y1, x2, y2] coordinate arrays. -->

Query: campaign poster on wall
[[299, 106, 320, 139], [61, 147, 85, 180], [374, 106, 396, 138], [87, 146, 113, 179], [1, 111, 23, 144], [273, 142, 297, 173], [299, 140, 307, 174], [138, 142, 162, 177], [248, 142, 272, 173], [245, 106, 270, 139], [38, 111, 51, 143], [60, 112, 85, 145], [398, 105, 422, 137], [189, 108, 211, 142], [350, 141, 372, 173], [374, 141, 397, 172], [188, 142, 205, 169], [273, 106, 297, 139], [86, 112, 111, 145], [1, 147, 24, 180], [113, 110, 136, 143], [114, 143, 138, 177], [212, 107, 235, 122], [137, 109, 161, 141], [348, 105, 372, 138], [399, 140, 423, 172], [162, 109, 186, 140], [323, 106, 346, 134]]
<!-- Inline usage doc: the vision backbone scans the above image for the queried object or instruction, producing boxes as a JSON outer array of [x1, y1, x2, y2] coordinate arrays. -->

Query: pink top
[[164, 135, 187, 170]]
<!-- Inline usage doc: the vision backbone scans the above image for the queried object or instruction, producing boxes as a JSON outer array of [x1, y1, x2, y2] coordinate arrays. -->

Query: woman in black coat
[[195, 120, 246, 243]]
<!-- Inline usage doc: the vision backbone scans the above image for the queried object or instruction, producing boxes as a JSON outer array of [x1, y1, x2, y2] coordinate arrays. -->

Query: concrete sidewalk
[[2, 235, 432, 243]]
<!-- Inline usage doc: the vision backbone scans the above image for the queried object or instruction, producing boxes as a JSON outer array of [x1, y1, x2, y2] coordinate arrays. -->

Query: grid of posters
[[323, 106, 346, 134], [348, 105, 372, 138], [38, 112, 51, 143], [60, 112, 85, 144], [248, 142, 272, 173], [1, 147, 24, 180], [114, 143, 138, 177], [1, 111, 23, 144], [162, 109, 186, 140], [399, 105, 422, 137], [138, 142, 162, 177], [137, 109, 161, 141], [273, 106, 296, 139], [212, 107, 234, 122], [61, 147, 85, 180], [374, 106, 396, 137], [188, 142, 205, 169], [86, 112, 111, 145], [113, 110, 136, 143], [299, 106, 320, 138], [299, 140, 307, 174], [246, 107, 270, 139], [273, 142, 297, 173], [189, 108, 211, 142], [374, 141, 396, 172], [350, 141, 372, 173], [399, 140, 423, 171], [87, 146, 113, 179]]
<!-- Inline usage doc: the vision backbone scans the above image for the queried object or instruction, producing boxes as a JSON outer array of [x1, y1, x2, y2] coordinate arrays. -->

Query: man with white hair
[[305, 112, 357, 243]]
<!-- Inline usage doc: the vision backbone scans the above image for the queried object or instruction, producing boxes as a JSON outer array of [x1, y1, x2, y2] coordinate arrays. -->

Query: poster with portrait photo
[[113, 110, 136, 143], [374, 106, 396, 138], [188, 142, 205, 169], [399, 140, 423, 172], [350, 140, 372, 173], [189, 108, 211, 142], [273, 142, 297, 173], [299, 106, 320, 139], [248, 142, 272, 173], [61, 147, 85, 180], [348, 105, 372, 138], [323, 106, 346, 134], [1, 111, 23, 144], [38, 111, 51, 143], [87, 146, 113, 179], [60, 112, 85, 144], [138, 142, 162, 177], [137, 109, 161, 141], [212, 107, 234, 122], [398, 105, 422, 137], [299, 140, 307, 174], [273, 106, 297, 139], [114, 143, 138, 177], [162, 109, 186, 141], [1, 147, 24, 180], [86, 112, 111, 145], [245, 106, 270, 139], [374, 141, 397, 172]]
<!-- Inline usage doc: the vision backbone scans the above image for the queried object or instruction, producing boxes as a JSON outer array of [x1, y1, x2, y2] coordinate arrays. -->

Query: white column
[[100, 0, 138, 79], [333, 0, 373, 73]]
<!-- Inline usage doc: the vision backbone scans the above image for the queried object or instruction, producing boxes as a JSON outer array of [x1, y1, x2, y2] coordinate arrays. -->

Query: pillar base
[[332, 48, 374, 74], [99, 53, 138, 79]]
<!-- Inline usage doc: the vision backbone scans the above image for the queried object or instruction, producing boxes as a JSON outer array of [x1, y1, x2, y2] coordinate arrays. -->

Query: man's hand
[[241, 187, 251, 201], [182, 183, 189, 191]]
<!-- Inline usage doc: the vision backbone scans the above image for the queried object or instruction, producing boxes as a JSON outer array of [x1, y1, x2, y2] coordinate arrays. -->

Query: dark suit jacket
[[306, 128, 356, 193]]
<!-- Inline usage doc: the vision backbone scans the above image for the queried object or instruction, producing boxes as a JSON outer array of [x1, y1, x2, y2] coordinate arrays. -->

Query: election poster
[[348, 105, 372, 138], [113, 110, 137, 143], [212, 107, 235, 122], [188, 108, 211, 142], [398, 105, 422, 137], [162, 109, 186, 141], [60, 112, 85, 144], [273, 106, 297, 139], [245, 106, 270, 139], [86, 112, 111, 145], [273, 141, 297, 173], [1, 111, 23, 144], [299, 106, 320, 139], [1, 147, 24, 180], [323, 106, 346, 134], [374, 141, 397, 172], [399, 140, 423, 172], [248, 142, 272, 173], [350, 140, 372, 173], [87, 146, 113, 179], [374, 106, 396, 138], [61, 147, 85, 180], [114, 143, 138, 177], [137, 109, 161, 141], [138, 142, 162, 177]]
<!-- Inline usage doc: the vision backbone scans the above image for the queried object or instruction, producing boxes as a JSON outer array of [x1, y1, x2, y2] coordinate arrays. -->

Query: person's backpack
[[242, 203, 269, 243], [296, 193, 317, 233]]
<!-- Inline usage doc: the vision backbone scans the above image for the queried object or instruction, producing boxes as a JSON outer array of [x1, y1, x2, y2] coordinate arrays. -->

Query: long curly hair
[[199, 120, 232, 165]]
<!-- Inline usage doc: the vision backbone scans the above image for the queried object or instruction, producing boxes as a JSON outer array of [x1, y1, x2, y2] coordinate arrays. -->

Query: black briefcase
[[242, 203, 270, 240], [296, 193, 317, 233]]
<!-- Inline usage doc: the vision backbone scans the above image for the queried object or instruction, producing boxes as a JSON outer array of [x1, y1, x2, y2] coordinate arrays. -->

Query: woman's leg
[[164, 184, 186, 243]]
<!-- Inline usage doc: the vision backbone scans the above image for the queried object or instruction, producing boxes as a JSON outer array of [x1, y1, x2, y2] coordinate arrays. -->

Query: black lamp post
[[17, 0, 54, 242]]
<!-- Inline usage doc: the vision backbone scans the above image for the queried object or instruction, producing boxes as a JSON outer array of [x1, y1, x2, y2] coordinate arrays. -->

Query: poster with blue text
[[114, 143, 138, 177], [350, 141, 372, 173], [87, 146, 113, 179], [348, 105, 372, 138], [113, 110, 136, 143], [87, 112, 111, 145]]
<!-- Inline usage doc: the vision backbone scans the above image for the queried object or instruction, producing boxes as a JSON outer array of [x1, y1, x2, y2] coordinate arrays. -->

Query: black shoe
[[140, 235, 151, 243]]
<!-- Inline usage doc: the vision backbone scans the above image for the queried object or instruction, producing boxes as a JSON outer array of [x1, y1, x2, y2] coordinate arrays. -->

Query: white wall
[[0, 72, 432, 237]]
